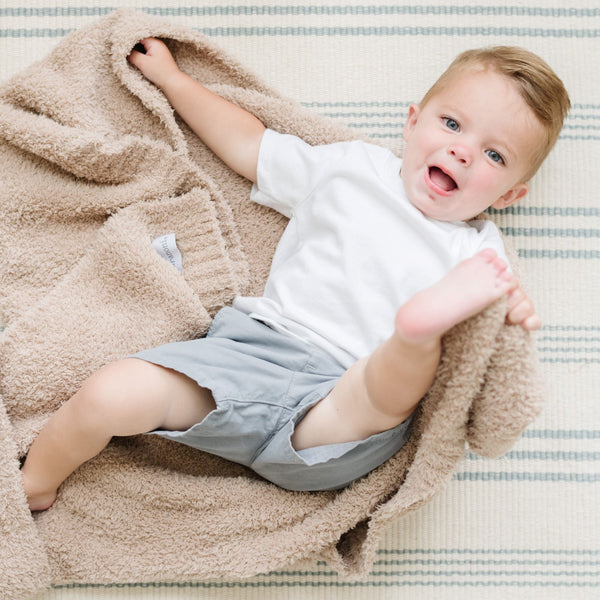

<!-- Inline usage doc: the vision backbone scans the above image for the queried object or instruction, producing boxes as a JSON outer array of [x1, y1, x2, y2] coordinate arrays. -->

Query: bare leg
[[292, 249, 513, 450], [21, 358, 215, 511]]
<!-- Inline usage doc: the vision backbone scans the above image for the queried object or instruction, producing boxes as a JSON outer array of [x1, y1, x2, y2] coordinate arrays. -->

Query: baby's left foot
[[21, 471, 57, 512], [395, 249, 513, 343]]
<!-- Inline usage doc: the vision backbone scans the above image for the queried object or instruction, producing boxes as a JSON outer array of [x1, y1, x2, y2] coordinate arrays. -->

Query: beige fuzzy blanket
[[0, 10, 545, 600]]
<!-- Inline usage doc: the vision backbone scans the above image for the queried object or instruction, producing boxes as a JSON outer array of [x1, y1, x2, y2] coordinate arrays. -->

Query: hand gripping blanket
[[0, 10, 545, 599]]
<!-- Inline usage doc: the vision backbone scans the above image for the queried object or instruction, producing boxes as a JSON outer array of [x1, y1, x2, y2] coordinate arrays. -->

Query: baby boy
[[22, 41, 569, 510]]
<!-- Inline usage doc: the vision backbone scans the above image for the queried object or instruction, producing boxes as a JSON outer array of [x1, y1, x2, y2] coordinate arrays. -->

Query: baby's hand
[[505, 279, 542, 331], [127, 38, 180, 89]]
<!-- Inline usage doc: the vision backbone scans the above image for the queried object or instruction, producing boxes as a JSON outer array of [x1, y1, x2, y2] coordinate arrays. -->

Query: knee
[[73, 359, 162, 430], [73, 361, 124, 417]]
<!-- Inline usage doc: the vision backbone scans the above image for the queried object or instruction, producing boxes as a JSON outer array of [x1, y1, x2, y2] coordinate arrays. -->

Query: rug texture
[[0, 10, 544, 600]]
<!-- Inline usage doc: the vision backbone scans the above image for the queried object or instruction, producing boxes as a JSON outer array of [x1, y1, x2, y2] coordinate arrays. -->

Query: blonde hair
[[420, 46, 571, 181]]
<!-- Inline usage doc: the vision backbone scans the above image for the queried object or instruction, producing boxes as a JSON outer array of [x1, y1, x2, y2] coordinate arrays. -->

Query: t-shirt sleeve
[[250, 129, 344, 218], [469, 219, 511, 266]]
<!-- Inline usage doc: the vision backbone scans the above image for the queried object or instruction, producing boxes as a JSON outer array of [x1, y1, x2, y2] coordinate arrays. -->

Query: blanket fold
[[0, 10, 545, 599]]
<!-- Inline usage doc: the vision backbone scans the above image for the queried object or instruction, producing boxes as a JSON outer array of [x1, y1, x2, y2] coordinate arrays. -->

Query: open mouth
[[428, 166, 457, 193]]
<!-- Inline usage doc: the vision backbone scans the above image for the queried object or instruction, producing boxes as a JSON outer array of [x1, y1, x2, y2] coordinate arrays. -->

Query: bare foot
[[395, 248, 513, 342], [21, 471, 58, 512]]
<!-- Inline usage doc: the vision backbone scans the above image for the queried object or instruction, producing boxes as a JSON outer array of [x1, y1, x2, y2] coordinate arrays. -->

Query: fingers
[[138, 37, 167, 55], [127, 38, 179, 88], [522, 313, 542, 331], [127, 40, 148, 68], [505, 285, 541, 331], [127, 51, 142, 69], [128, 39, 148, 60]]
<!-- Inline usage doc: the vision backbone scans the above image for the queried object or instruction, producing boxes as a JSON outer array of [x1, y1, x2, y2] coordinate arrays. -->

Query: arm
[[128, 38, 266, 182]]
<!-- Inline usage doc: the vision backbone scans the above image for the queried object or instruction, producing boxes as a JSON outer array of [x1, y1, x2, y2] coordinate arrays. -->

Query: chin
[[421, 207, 461, 222], [413, 200, 447, 220]]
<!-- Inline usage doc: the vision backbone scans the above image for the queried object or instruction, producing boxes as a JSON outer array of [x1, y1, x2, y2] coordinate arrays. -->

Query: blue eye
[[486, 149, 505, 164], [444, 117, 460, 131]]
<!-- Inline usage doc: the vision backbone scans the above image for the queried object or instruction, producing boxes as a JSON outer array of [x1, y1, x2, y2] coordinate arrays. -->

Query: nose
[[448, 144, 472, 166]]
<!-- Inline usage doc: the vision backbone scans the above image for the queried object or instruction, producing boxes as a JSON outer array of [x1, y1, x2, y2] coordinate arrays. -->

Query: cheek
[[402, 139, 426, 173], [408, 131, 431, 154], [472, 168, 503, 193], [468, 172, 510, 210], [470, 173, 490, 194]]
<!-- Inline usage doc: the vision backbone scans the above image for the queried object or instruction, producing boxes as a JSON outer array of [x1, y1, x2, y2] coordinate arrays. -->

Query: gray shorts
[[134, 307, 413, 491]]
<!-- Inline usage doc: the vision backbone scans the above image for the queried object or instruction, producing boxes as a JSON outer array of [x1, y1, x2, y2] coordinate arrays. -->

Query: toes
[[492, 256, 508, 273], [474, 249, 508, 274], [477, 248, 498, 262]]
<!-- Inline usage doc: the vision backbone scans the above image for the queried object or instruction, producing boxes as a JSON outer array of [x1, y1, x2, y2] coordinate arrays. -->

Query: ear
[[492, 182, 529, 209], [403, 103, 420, 141]]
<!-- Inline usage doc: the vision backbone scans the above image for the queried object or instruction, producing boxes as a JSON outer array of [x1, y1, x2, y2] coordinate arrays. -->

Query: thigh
[[291, 356, 410, 452], [291, 358, 373, 451], [78, 358, 215, 436]]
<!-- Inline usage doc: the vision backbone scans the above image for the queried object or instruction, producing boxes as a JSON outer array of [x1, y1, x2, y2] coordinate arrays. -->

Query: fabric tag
[[152, 233, 183, 272]]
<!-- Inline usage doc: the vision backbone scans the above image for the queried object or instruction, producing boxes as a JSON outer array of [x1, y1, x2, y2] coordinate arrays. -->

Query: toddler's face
[[400, 69, 544, 221]]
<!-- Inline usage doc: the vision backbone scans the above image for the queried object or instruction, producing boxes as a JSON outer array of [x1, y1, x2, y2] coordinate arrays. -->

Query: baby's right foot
[[395, 248, 514, 343], [21, 472, 58, 512]]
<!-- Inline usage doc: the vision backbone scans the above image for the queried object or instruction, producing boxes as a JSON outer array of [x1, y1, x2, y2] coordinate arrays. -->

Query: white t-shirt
[[233, 130, 507, 368]]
